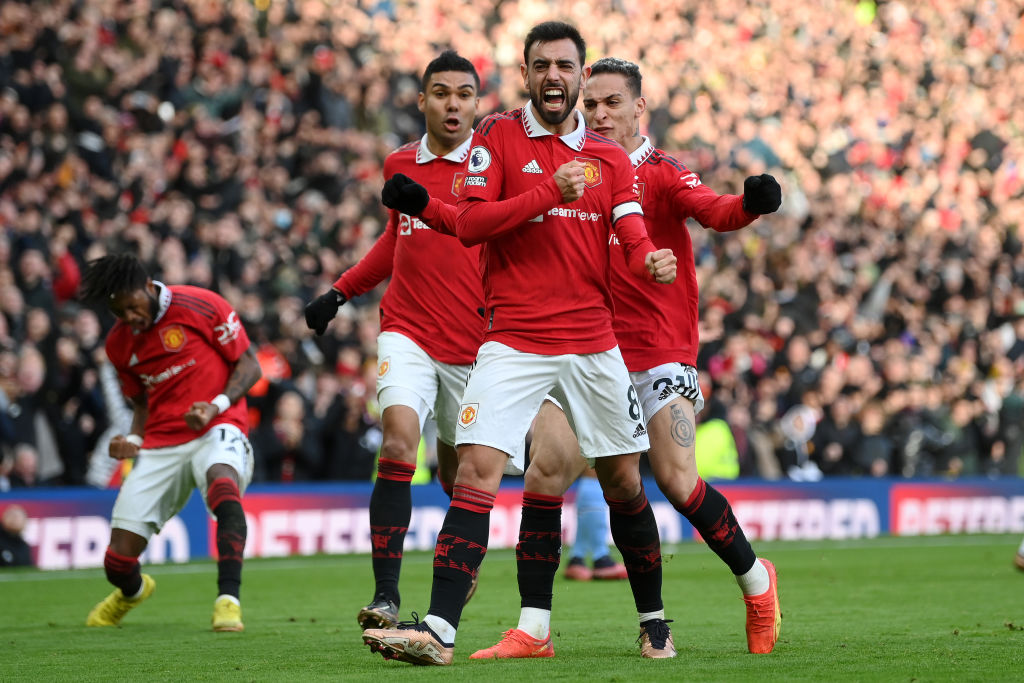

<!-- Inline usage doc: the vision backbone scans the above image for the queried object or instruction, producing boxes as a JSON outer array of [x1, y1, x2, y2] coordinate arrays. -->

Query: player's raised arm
[[672, 169, 782, 233], [304, 204, 399, 335], [454, 179, 565, 246], [382, 173, 458, 236]]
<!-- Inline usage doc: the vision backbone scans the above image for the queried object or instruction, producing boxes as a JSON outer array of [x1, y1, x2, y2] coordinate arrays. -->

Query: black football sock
[[368, 458, 417, 605], [679, 477, 756, 575], [103, 547, 143, 597], [607, 488, 664, 614], [517, 492, 563, 610], [209, 477, 247, 599], [427, 484, 493, 629]]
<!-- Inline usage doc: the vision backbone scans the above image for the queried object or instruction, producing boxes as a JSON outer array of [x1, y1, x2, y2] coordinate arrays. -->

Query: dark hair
[[422, 49, 480, 92], [590, 57, 642, 98], [523, 21, 586, 67], [79, 254, 150, 302]]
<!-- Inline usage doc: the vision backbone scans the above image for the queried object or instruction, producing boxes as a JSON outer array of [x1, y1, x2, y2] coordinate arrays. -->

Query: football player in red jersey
[[304, 51, 486, 630], [474, 57, 784, 660], [80, 253, 261, 632], [362, 22, 678, 666]]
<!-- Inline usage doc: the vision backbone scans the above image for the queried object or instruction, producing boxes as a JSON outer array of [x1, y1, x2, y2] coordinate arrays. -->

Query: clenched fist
[[645, 248, 677, 284]]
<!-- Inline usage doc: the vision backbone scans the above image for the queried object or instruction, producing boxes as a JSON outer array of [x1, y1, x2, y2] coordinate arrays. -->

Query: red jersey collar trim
[[153, 281, 171, 324], [629, 136, 655, 168], [416, 133, 474, 164], [521, 105, 586, 151]]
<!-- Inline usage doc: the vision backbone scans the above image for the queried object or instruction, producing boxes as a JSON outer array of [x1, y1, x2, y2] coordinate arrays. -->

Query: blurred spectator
[[811, 390, 862, 476], [251, 389, 323, 482], [777, 403, 823, 481], [0, 504, 32, 567], [851, 401, 895, 477], [9, 443, 40, 487]]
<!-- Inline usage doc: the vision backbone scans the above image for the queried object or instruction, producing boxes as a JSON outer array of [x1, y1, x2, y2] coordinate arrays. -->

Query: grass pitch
[[3, 534, 1023, 681]]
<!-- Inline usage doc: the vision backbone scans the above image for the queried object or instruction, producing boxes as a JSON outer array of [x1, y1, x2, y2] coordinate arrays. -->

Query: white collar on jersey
[[521, 104, 587, 151], [152, 280, 172, 324], [629, 136, 655, 168], [416, 133, 474, 164]]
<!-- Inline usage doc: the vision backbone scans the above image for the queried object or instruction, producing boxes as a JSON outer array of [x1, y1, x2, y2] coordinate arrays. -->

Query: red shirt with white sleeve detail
[[105, 283, 252, 448], [456, 105, 658, 355], [332, 135, 484, 365], [611, 138, 758, 370]]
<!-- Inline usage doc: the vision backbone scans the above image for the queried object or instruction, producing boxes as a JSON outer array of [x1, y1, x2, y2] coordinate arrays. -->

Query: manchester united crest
[[160, 325, 187, 352], [577, 157, 602, 188], [452, 172, 465, 197], [378, 357, 390, 377], [458, 403, 479, 428], [636, 181, 646, 205]]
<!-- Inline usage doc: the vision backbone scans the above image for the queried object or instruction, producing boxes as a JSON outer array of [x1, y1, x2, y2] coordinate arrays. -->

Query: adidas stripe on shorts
[[629, 362, 705, 423]]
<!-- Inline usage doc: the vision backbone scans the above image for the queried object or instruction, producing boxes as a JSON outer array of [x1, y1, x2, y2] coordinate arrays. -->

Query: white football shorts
[[456, 341, 650, 473], [375, 331, 472, 446], [111, 423, 254, 539], [630, 362, 705, 422]]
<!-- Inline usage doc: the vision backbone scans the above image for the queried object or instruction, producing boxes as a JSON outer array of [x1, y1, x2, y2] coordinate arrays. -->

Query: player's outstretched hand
[[304, 289, 347, 335], [108, 434, 140, 460], [646, 248, 677, 284], [381, 173, 430, 215], [184, 401, 218, 431], [553, 161, 586, 203], [742, 174, 782, 214]]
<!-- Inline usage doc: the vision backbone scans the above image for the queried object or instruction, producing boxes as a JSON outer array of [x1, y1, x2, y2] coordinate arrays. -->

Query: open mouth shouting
[[542, 87, 566, 112]]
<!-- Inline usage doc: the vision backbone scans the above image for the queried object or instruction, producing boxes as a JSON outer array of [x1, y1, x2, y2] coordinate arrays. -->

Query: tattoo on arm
[[670, 404, 695, 448], [223, 347, 262, 403]]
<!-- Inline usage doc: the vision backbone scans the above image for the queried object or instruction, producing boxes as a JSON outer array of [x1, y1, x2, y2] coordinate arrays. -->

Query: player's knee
[[524, 464, 565, 497], [206, 464, 240, 489], [380, 436, 417, 465], [597, 469, 643, 501], [455, 448, 504, 490], [654, 466, 699, 507]]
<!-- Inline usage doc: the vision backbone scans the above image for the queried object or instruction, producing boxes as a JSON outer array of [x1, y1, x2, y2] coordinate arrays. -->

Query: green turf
[[3, 534, 1023, 681]]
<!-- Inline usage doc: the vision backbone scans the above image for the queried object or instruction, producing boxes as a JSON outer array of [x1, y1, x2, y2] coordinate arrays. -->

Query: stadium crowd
[[0, 0, 1023, 488]]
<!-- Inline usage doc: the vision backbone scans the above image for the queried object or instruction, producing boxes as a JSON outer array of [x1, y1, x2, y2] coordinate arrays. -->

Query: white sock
[[638, 609, 665, 624], [737, 558, 770, 596], [1018, 538, 1024, 555], [217, 594, 240, 606], [423, 614, 457, 645], [516, 607, 551, 640]]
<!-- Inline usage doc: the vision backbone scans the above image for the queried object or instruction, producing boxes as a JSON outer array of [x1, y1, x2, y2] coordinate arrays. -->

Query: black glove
[[742, 174, 782, 214], [381, 173, 430, 216], [304, 289, 346, 335]]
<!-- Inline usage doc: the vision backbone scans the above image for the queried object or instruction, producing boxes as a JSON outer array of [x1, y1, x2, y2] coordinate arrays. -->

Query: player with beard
[[81, 253, 261, 632], [469, 57, 783, 659], [304, 51, 485, 630], [363, 22, 678, 665]]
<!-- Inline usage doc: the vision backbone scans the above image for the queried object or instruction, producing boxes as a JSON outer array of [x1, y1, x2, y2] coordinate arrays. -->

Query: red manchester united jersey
[[106, 283, 252, 448], [611, 138, 757, 370], [333, 135, 484, 365], [455, 105, 657, 355]]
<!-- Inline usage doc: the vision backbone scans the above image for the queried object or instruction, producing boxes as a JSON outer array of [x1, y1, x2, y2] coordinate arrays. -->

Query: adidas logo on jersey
[[633, 423, 647, 438], [657, 386, 676, 402], [522, 159, 542, 174]]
